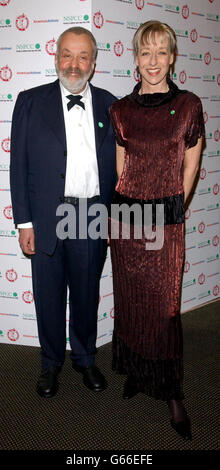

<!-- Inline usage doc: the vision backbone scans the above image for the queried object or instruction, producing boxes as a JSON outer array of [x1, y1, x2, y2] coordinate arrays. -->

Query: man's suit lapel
[[90, 83, 110, 156], [40, 79, 67, 150]]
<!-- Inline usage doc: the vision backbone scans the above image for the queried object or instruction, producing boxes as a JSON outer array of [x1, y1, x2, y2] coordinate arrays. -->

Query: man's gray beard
[[56, 66, 93, 94]]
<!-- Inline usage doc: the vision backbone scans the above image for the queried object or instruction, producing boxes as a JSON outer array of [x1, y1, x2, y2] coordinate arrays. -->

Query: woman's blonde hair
[[133, 20, 177, 57]]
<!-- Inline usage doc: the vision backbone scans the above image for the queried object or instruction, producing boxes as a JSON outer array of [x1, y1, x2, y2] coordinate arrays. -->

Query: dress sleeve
[[185, 96, 205, 149], [110, 105, 125, 147]]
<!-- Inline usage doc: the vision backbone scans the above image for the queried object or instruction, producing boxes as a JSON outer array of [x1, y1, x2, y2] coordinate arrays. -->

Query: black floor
[[0, 301, 219, 463]]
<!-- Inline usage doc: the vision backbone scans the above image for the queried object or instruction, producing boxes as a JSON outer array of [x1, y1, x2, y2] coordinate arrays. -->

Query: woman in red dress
[[109, 20, 204, 440]]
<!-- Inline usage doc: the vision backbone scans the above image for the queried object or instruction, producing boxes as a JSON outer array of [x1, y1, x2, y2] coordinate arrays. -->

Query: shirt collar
[[59, 81, 90, 103]]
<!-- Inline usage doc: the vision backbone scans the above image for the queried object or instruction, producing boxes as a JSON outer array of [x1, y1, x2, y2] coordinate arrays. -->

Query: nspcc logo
[[22, 290, 34, 304], [198, 273, 205, 285], [16, 14, 29, 31], [214, 130, 220, 142], [135, 0, 144, 10], [213, 285, 219, 297], [212, 235, 219, 247], [190, 29, 198, 43], [93, 11, 104, 29], [198, 221, 205, 233], [7, 328, 19, 342], [45, 39, 56, 56], [114, 40, 124, 57], [3, 205, 12, 219], [213, 183, 219, 195], [200, 168, 206, 180], [0, 0, 11, 5], [6, 269, 17, 282], [1, 137, 10, 152], [0, 65, 12, 81], [179, 70, 187, 84], [204, 52, 211, 65], [182, 5, 189, 19]]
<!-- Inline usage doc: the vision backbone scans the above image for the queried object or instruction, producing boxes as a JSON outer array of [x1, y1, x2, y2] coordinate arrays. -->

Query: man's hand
[[19, 228, 35, 255]]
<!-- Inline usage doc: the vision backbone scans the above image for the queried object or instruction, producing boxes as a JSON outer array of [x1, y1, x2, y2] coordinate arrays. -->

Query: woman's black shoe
[[123, 377, 138, 399], [170, 417, 192, 441]]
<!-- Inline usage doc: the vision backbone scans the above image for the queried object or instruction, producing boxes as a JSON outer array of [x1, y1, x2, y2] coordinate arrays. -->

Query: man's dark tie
[[66, 94, 85, 111]]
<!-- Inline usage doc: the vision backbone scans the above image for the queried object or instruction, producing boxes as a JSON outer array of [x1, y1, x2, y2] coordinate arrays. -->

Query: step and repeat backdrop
[[0, 0, 219, 348]]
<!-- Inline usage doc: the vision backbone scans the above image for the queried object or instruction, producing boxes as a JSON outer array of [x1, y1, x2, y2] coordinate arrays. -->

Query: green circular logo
[[11, 230, 16, 235], [6, 19, 10, 25], [106, 43, 110, 49], [13, 292, 18, 297], [185, 31, 188, 35], [35, 43, 40, 49], [127, 70, 131, 75], [176, 6, 179, 11], [7, 94, 12, 99], [84, 15, 89, 21]]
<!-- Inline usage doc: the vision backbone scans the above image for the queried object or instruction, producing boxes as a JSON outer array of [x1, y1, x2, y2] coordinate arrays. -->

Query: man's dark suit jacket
[[10, 79, 117, 254]]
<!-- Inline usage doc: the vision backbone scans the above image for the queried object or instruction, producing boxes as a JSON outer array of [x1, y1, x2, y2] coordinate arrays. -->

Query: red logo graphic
[[185, 207, 191, 220], [190, 29, 198, 43], [16, 13, 29, 31], [3, 205, 12, 219], [134, 67, 141, 82], [7, 329, 19, 342], [217, 74, 220, 86], [0, 0, 11, 5], [93, 11, 104, 29], [198, 221, 205, 233], [184, 261, 190, 273], [200, 168, 206, 180], [114, 40, 124, 57], [213, 183, 219, 195], [110, 307, 114, 319], [214, 129, 220, 142], [179, 70, 187, 84], [213, 285, 219, 297], [182, 5, 189, 19], [6, 269, 18, 282], [198, 273, 205, 285], [212, 235, 219, 247], [1, 137, 10, 153], [45, 38, 56, 56], [135, 0, 144, 10], [203, 111, 208, 124], [204, 52, 211, 65], [0, 65, 12, 82], [22, 290, 34, 304], [209, 0, 214, 3]]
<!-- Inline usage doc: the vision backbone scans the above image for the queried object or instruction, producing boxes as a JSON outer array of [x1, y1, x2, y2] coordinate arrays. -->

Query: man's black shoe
[[36, 367, 59, 398], [72, 364, 107, 392]]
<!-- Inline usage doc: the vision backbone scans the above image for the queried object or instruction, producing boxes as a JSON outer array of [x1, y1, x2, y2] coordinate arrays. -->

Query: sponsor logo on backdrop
[[45, 39, 56, 55], [3, 205, 12, 219], [182, 5, 189, 19], [6, 269, 17, 282], [0, 18, 11, 27], [7, 328, 19, 342], [190, 29, 198, 43], [63, 14, 89, 25], [212, 235, 219, 246], [198, 273, 206, 285], [134, 67, 141, 82], [110, 307, 114, 319], [198, 221, 206, 233], [0, 93, 12, 101], [16, 43, 41, 52], [204, 52, 211, 65], [0, 229, 16, 237], [217, 74, 220, 85], [207, 13, 219, 22], [22, 291, 34, 304], [113, 69, 131, 78], [213, 183, 219, 195], [179, 70, 187, 84], [0, 65, 12, 81], [209, 0, 214, 3], [114, 40, 124, 57], [165, 4, 180, 14], [203, 111, 208, 123], [1, 137, 10, 152], [200, 168, 207, 179], [97, 41, 111, 52], [16, 14, 29, 31], [0, 0, 10, 5], [184, 261, 190, 273], [93, 11, 104, 29], [135, 0, 144, 10], [214, 130, 220, 141], [213, 285, 219, 296]]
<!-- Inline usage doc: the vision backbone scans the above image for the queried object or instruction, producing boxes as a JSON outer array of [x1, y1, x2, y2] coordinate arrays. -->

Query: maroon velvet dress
[[109, 79, 204, 401]]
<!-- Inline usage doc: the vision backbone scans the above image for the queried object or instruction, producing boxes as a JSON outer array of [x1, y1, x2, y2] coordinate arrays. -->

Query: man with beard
[[10, 27, 117, 398]]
